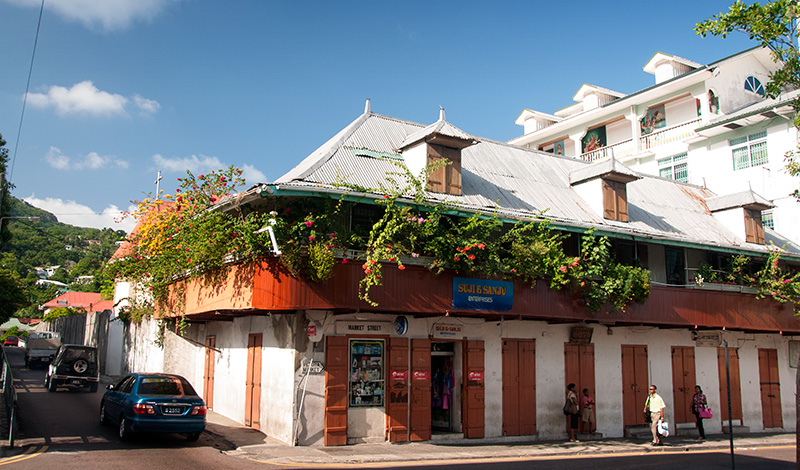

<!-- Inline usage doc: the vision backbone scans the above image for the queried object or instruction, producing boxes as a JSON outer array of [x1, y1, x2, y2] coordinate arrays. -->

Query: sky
[[0, 0, 757, 233]]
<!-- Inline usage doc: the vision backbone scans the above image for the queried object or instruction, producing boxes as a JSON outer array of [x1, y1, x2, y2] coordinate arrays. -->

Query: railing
[[581, 139, 635, 163], [579, 119, 701, 163], [641, 119, 699, 150], [1, 347, 16, 447]]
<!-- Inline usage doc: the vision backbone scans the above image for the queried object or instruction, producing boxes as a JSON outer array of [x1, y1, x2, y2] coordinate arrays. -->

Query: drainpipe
[[255, 211, 282, 255]]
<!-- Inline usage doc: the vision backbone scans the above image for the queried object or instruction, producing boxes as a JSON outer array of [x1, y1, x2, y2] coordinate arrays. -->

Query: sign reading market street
[[452, 277, 513, 311]]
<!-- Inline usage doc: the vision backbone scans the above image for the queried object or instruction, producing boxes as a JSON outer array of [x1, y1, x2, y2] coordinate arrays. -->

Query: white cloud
[[45, 146, 129, 170], [26, 81, 160, 118], [133, 94, 161, 114], [5, 0, 178, 32], [23, 195, 137, 233], [152, 153, 225, 174], [242, 164, 267, 185]]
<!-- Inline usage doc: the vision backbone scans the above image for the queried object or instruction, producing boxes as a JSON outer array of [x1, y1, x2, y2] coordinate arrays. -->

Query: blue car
[[100, 373, 207, 441]]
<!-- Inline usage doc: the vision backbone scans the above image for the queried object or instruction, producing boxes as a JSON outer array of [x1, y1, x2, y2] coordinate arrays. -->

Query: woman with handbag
[[691, 385, 708, 440], [566, 383, 580, 442]]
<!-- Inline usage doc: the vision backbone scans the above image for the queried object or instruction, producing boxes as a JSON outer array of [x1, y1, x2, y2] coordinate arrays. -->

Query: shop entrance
[[431, 342, 456, 432]]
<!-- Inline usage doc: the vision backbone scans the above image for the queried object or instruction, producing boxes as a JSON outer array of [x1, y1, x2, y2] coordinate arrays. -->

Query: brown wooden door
[[717, 347, 743, 422], [324, 336, 348, 446], [462, 339, 485, 439], [502, 339, 536, 436], [758, 348, 783, 429], [245, 333, 262, 430], [410, 338, 431, 441], [203, 335, 216, 410], [671, 346, 696, 424], [621, 345, 649, 426], [564, 343, 595, 432], [386, 337, 409, 442]]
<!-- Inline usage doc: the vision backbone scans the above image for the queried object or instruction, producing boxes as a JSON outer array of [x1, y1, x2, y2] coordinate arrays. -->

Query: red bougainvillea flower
[[398, 265, 405, 270], [478, 243, 485, 250], [454, 256, 460, 262], [304, 220, 313, 227], [308, 235, 315, 241], [342, 259, 348, 264], [559, 266, 567, 273], [365, 268, 371, 274], [383, 194, 390, 199], [468, 254, 475, 260]]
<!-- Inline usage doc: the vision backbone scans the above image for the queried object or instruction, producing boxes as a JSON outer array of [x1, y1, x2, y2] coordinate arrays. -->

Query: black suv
[[45, 345, 100, 393]]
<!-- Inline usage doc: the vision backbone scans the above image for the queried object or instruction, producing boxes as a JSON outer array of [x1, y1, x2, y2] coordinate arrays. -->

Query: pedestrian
[[581, 388, 595, 432], [691, 385, 707, 440], [643, 384, 666, 446], [566, 383, 580, 442]]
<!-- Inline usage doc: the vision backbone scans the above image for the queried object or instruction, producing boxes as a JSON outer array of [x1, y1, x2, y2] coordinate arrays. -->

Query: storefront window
[[349, 339, 385, 407]]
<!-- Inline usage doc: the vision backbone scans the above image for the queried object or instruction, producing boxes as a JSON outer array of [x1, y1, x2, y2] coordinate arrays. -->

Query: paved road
[[0, 346, 266, 470]]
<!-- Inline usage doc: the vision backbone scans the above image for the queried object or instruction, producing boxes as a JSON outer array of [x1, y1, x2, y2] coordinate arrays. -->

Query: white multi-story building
[[509, 47, 800, 244]]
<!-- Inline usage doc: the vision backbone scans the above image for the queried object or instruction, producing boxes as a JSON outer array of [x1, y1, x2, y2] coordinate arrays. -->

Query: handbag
[[657, 419, 669, 437], [698, 406, 713, 419], [563, 397, 577, 415], [644, 410, 652, 423]]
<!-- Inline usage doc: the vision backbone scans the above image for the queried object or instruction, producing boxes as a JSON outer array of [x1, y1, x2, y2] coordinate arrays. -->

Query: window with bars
[[762, 210, 774, 230], [744, 76, 765, 96], [658, 153, 688, 183], [730, 131, 768, 170]]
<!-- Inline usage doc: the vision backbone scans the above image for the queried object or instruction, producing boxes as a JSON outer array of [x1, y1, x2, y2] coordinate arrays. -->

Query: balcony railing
[[579, 119, 700, 163], [581, 139, 634, 163], [641, 119, 699, 150]]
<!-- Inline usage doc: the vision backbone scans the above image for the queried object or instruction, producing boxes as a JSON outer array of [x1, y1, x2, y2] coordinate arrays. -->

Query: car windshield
[[138, 377, 198, 396], [61, 348, 97, 363]]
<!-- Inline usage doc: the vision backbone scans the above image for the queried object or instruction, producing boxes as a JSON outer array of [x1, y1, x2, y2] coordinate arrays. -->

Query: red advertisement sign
[[307, 324, 317, 337], [412, 370, 430, 381], [468, 370, 484, 381], [391, 370, 408, 381]]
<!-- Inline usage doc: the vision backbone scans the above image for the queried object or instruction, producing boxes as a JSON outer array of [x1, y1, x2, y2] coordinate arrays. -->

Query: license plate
[[163, 407, 183, 415], [70, 379, 83, 385]]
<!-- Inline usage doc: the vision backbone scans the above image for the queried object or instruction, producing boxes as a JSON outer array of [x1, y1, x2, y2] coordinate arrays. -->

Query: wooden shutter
[[616, 182, 628, 222], [758, 348, 783, 428], [386, 337, 409, 442], [744, 209, 765, 244], [462, 339, 485, 438], [410, 338, 431, 441], [427, 146, 446, 193], [671, 346, 696, 424], [602, 180, 616, 219], [717, 347, 743, 422], [324, 336, 348, 446]]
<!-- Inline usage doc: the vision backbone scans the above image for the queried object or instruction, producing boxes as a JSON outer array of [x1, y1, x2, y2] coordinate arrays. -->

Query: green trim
[[258, 185, 800, 262]]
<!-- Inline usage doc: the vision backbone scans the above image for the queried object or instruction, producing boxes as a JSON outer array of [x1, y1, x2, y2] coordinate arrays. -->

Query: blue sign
[[452, 277, 513, 311]]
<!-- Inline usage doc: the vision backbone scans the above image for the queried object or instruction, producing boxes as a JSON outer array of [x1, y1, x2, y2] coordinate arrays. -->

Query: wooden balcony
[[160, 258, 800, 334]]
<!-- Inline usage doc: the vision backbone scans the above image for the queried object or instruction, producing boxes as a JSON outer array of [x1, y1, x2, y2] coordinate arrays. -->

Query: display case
[[349, 339, 384, 407]]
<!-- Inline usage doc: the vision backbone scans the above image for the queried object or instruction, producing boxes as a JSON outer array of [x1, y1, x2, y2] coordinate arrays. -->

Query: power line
[[10, 0, 46, 183]]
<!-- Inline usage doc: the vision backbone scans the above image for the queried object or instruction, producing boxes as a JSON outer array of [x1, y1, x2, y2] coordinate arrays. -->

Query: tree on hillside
[[0, 269, 27, 324], [0, 134, 14, 244]]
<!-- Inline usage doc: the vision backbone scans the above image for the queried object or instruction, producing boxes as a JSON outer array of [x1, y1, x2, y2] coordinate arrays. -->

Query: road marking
[[0, 445, 48, 465]]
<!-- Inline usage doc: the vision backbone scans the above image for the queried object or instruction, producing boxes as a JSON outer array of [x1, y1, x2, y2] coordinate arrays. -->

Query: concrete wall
[[292, 311, 797, 445]]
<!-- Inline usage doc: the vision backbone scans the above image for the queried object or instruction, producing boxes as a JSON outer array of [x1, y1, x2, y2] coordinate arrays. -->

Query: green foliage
[[3, 326, 28, 339], [42, 306, 85, 322], [0, 268, 27, 324], [696, 0, 800, 97]]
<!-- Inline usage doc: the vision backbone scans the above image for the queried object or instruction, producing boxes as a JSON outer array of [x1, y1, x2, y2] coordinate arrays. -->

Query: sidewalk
[[204, 411, 796, 466]]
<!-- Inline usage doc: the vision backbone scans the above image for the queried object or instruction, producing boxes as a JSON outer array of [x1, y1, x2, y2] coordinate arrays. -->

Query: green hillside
[[0, 196, 127, 318]]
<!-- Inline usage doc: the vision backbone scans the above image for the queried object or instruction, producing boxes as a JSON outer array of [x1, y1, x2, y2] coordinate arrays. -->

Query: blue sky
[[0, 0, 756, 233]]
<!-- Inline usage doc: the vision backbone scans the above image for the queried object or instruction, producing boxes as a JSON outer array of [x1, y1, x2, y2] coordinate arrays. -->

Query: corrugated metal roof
[[273, 110, 800, 256]]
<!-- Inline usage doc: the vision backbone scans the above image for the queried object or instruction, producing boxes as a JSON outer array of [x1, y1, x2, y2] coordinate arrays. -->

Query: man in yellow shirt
[[643, 384, 666, 445]]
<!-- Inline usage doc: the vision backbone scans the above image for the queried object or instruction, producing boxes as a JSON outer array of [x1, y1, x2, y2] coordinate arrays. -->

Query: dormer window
[[603, 179, 629, 222], [744, 76, 765, 96], [427, 144, 462, 195], [744, 208, 765, 244]]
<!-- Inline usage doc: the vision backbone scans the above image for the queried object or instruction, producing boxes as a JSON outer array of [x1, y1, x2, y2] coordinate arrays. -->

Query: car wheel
[[186, 432, 201, 442], [46, 376, 56, 392], [73, 359, 88, 374], [24, 356, 29, 368], [118, 416, 130, 441], [99, 403, 109, 426], [88, 383, 98, 393]]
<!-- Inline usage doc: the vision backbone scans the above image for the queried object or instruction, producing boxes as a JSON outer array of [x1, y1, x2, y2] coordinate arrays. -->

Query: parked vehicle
[[3, 336, 18, 347], [25, 331, 61, 367], [100, 373, 206, 441], [45, 344, 100, 392]]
